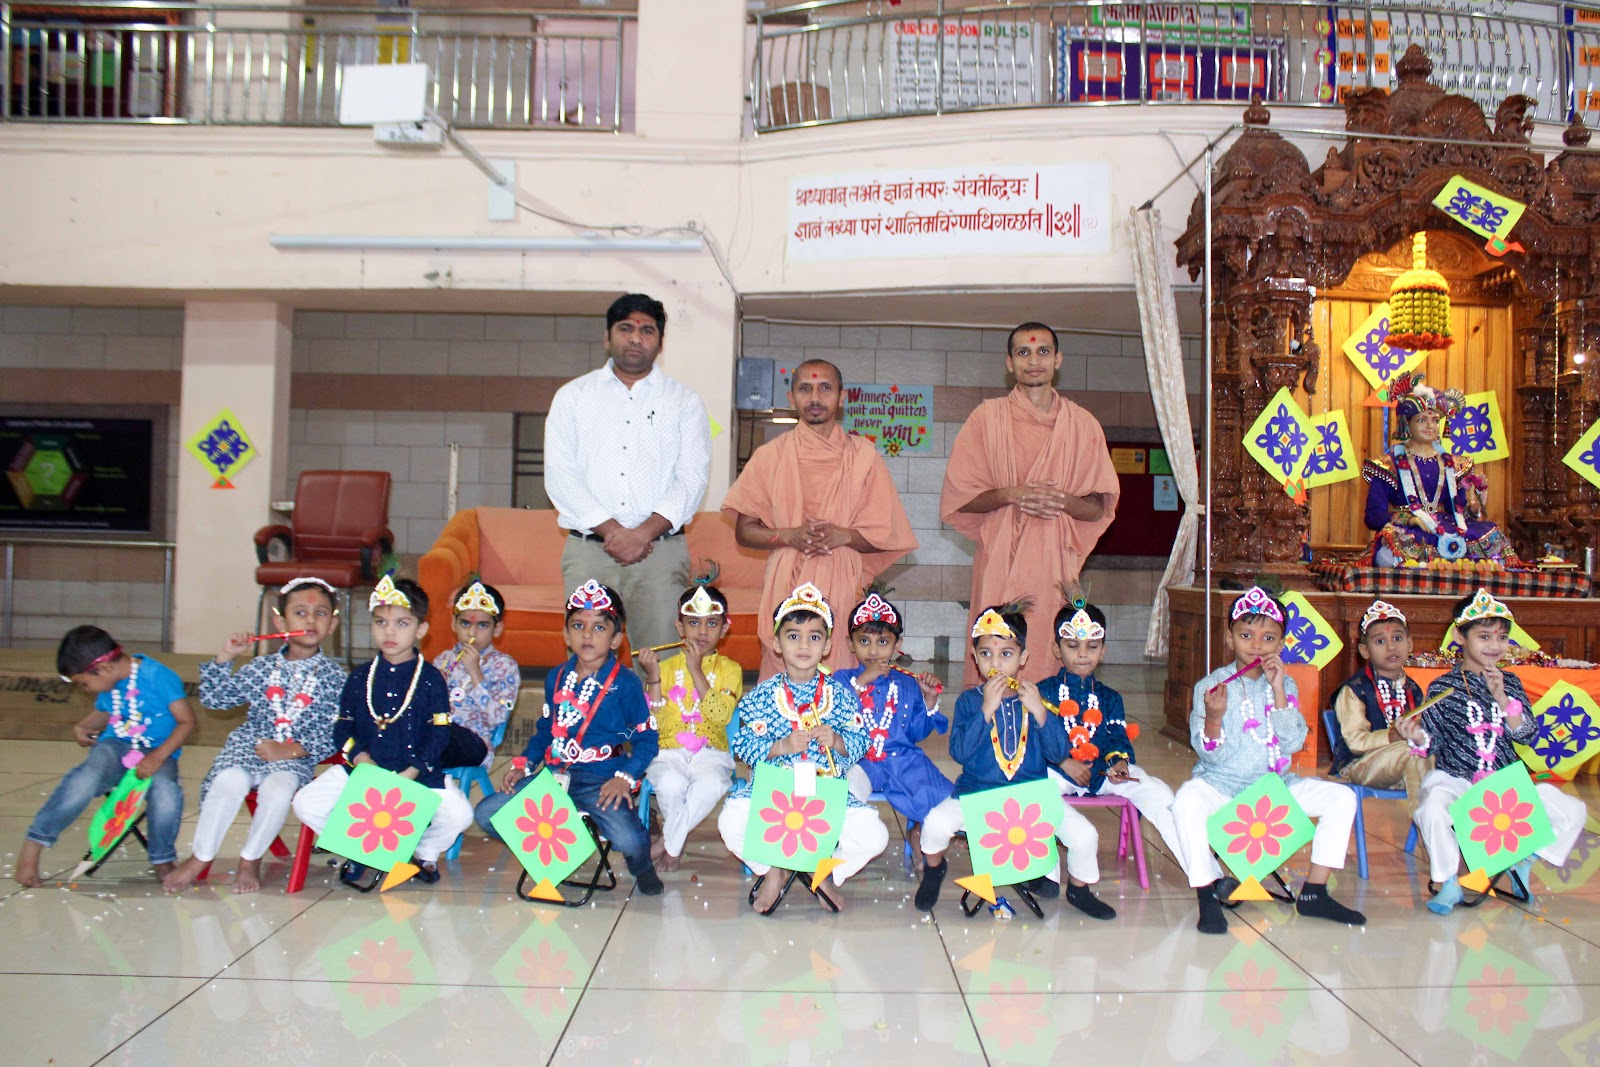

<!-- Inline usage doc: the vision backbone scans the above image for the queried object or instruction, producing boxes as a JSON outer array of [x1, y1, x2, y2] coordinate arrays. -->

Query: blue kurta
[[198, 650, 346, 801], [728, 672, 871, 806], [523, 655, 657, 786], [1049, 670, 1136, 794], [948, 686, 1069, 797], [835, 666, 952, 822], [336, 656, 453, 788]]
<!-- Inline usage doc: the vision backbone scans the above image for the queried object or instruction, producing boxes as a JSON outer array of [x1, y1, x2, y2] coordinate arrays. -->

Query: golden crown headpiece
[[454, 580, 499, 616], [775, 582, 833, 632], [1057, 608, 1105, 642], [680, 586, 725, 618], [1454, 588, 1513, 627], [971, 608, 1016, 641], [368, 572, 411, 612]]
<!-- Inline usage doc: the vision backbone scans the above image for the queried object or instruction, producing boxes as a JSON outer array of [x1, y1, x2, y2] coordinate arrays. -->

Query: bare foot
[[752, 872, 786, 913], [660, 852, 681, 873], [814, 877, 845, 912], [232, 857, 263, 895], [651, 839, 667, 863], [162, 856, 207, 893], [909, 825, 924, 874], [13, 841, 44, 888], [152, 861, 177, 883]]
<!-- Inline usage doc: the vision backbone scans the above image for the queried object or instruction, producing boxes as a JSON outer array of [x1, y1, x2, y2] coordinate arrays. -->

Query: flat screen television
[[0, 415, 156, 533]]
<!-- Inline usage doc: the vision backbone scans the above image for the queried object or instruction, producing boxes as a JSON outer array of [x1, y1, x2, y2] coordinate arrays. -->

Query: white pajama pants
[[290, 766, 475, 864], [717, 797, 889, 885], [190, 766, 301, 863], [646, 747, 735, 857], [920, 794, 1102, 885], [1058, 765, 1181, 856], [1415, 769, 1588, 884], [1170, 776, 1356, 888]]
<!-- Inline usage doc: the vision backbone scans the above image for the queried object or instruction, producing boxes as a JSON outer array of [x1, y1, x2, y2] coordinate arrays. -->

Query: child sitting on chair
[[1049, 599, 1180, 857], [164, 577, 347, 893], [433, 579, 520, 769], [639, 582, 744, 872], [14, 626, 195, 887], [834, 587, 951, 867], [474, 580, 663, 896], [1171, 586, 1365, 935], [717, 583, 887, 914], [915, 601, 1116, 920], [291, 575, 475, 885], [1328, 600, 1430, 809], [1412, 590, 1589, 914]]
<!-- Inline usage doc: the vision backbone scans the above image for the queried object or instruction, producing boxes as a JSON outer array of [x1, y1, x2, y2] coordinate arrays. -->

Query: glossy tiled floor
[[3, 666, 1598, 1066]]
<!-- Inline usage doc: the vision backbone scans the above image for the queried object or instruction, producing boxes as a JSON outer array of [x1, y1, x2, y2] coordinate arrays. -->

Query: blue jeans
[[475, 772, 653, 877], [27, 739, 183, 864]]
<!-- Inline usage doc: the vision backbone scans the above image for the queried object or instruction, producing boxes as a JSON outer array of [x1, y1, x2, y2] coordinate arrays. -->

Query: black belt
[[570, 529, 681, 543]]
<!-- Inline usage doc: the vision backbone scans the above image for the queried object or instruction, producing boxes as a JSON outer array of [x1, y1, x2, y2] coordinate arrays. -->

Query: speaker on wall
[[736, 356, 774, 410]]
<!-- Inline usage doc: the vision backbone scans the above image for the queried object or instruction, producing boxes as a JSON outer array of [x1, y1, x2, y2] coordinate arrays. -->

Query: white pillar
[[657, 283, 739, 508], [172, 301, 292, 653]]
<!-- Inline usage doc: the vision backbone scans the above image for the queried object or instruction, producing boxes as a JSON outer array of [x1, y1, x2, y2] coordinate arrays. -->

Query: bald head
[[791, 359, 843, 389], [789, 359, 844, 429]]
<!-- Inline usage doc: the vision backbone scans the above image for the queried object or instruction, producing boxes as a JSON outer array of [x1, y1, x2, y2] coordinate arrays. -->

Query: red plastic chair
[[286, 755, 346, 894], [195, 789, 293, 882]]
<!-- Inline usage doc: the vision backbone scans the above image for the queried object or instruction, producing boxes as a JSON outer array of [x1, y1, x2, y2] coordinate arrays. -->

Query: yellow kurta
[[653, 651, 744, 752]]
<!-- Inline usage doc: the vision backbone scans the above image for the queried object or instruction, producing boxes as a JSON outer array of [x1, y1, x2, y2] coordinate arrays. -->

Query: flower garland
[[1465, 698, 1505, 783], [1239, 687, 1292, 775], [548, 660, 622, 765], [1373, 673, 1409, 727], [853, 676, 897, 762], [107, 656, 149, 761], [265, 658, 320, 743], [1057, 681, 1105, 763], [365, 657, 423, 732], [777, 675, 834, 728]]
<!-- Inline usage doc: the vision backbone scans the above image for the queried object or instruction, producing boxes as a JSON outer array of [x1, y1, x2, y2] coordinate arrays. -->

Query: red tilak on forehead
[[1023, 334, 1043, 346]]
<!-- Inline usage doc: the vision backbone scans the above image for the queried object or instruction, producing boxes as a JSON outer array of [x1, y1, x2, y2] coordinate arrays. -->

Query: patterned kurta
[[727, 672, 870, 806], [198, 651, 347, 801], [654, 651, 743, 753], [432, 643, 520, 766], [834, 666, 952, 822], [1188, 665, 1305, 796], [1419, 663, 1536, 780]]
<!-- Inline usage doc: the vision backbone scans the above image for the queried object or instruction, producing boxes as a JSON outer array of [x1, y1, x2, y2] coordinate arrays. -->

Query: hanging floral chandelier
[[1385, 231, 1453, 351]]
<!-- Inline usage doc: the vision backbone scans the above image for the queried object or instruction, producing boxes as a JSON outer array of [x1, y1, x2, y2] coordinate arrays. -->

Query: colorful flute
[[1207, 658, 1263, 694]]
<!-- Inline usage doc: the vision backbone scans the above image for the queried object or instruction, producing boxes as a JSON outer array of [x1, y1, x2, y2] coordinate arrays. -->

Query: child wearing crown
[[1170, 586, 1366, 934], [163, 577, 348, 893], [475, 579, 664, 895], [915, 601, 1116, 919], [834, 587, 951, 868], [1328, 600, 1430, 809], [1411, 590, 1590, 914], [638, 582, 745, 871], [717, 583, 887, 914], [291, 575, 475, 885], [433, 580, 521, 770], [1048, 599, 1180, 856]]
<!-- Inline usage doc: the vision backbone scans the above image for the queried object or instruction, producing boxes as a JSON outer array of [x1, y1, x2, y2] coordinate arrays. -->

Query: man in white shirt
[[544, 293, 712, 655]]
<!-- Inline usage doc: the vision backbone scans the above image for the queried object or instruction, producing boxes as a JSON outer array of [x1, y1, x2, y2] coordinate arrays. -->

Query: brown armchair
[[254, 470, 393, 662]]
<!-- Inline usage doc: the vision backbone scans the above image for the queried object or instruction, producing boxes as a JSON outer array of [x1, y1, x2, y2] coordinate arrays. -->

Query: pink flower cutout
[[758, 790, 830, 858], [979, 798, 1053, 872], [1222, 795, 1295, 866], [515, 793, 579, 866], [345, 787, 416, 854], [1468, 787, 1535, 857]]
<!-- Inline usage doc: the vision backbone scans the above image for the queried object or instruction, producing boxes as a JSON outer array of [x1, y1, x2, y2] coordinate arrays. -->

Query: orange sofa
[[419, 507, 767, 672]]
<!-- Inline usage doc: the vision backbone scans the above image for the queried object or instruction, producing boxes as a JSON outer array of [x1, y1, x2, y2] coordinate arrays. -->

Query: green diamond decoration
[[1448, 762, 1556, 880], [319, 764, 442, 871], [488, 768, 597, 889], [742, 763, 847, 874], [84, 768, 151, 866], [1202, 934, 1310, 1063], [1446, 940, 1551, 1060], [1206, 774, 1314, 887], [492, 916, 591, 1042], [317, 915, 438, 1038], [960, 779, 1064, 887]]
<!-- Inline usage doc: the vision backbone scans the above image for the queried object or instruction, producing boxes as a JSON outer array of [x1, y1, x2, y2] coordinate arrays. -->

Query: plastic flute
[[1208, 658, 1262, 694]]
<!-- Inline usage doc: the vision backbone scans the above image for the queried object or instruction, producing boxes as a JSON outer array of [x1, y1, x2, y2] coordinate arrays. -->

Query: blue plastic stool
[[443, 720, 508, 862], [1320, 708, 1421, 878]]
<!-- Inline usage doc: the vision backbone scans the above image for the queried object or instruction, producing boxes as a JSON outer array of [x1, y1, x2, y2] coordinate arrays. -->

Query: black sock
[[914, 859, 947, 912], [1065, 882, 1116, 920], [1021, 875, 1061, 899], [634, 863, 663, 896], [1296, 882, 1365, 925], [1196, 883, 1228, 934]]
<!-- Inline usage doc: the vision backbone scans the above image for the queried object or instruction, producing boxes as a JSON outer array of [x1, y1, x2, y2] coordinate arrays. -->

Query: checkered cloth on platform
[[1311, 560, 1592, 598]]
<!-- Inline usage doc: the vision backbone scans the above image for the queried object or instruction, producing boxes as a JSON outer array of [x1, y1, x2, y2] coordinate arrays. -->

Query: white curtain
[[1128, 206, 1202, 658]]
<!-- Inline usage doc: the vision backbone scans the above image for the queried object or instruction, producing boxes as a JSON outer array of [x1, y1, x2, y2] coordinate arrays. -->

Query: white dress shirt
[[544, 360, 712, 533]]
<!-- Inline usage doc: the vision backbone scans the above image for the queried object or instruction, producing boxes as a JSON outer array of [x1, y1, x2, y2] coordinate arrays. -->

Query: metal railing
[[0, 2, 632, 129], [752, 0, 1600, 131]]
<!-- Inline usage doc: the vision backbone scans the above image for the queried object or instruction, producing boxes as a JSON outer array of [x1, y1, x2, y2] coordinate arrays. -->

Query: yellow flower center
[[373, 811, 392, 829], [785, 811, 806, 831], [539, 822, 554, 839], [1008, 826, 1028, 846], [1250, 821, 1268, 839], [1493, 813, 1512, 832]]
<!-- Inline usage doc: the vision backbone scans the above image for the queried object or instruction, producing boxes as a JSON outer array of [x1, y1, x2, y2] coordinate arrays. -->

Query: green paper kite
[[185, 407, 256, 487], [488, 768, 597, 889], [960, 779, 1064, 887], [492, 916, 590, 1042], [319, 764, 442, 870], [1202, 935, 1310, 1064], [317, 917, 437, 1038], [742, 763, 848, 874], [1447, 940, 1551, 1060], [1513, 681, 1600, 782], [1342, 302, 1428, 396], [739, 979, 844, 1067], [1447, 762, 1557, 880], [1242, 388, 1313, 500], [84, 768, 152, 867], [1207, 774, 1314, 894], [1278, 591, 1344, 671], [1561, 416, 1600, 491]]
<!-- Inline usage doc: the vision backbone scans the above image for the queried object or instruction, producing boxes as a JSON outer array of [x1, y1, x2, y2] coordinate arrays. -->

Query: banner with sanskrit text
[[787, 165, 1111, 262]]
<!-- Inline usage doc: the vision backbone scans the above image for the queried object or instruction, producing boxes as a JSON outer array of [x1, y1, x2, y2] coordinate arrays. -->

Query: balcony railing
[[1, 2, 633, 129], [752, 0, 1600, 132]]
